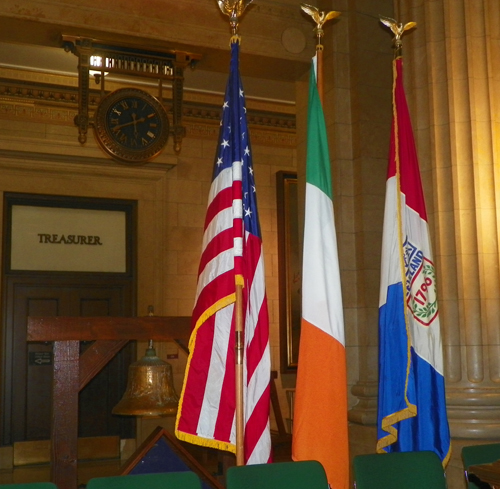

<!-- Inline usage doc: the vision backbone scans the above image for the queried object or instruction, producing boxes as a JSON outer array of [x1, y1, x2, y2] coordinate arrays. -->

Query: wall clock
[[93, 87, 170, 164]]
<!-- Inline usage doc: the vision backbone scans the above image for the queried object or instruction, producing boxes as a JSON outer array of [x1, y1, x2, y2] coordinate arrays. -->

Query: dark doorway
[[1, 193, 137, 446]]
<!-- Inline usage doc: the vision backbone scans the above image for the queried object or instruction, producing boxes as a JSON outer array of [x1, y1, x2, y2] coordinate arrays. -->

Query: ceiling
[[0, 11, 312, 104]]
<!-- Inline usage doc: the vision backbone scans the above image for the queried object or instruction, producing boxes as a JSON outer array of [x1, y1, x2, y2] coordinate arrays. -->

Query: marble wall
[[1, 1, 499, 488]]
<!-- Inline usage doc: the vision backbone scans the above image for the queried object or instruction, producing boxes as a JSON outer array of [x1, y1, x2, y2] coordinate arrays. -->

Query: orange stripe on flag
[[292, 319, 349, 488]]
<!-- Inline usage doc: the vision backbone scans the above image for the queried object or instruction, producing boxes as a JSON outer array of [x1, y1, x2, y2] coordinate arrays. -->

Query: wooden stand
[[469, 460, 500, 489], [27, 316, 191, 489]]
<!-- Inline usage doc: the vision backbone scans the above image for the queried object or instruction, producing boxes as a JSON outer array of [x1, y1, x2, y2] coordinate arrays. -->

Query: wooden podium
[[27, 316, 191, 489]]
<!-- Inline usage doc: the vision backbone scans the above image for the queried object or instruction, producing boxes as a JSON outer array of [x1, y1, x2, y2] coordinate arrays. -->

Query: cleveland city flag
[[292, 57, 349, 488], [175, 41, 271, 465], [376, 56, 451, 465]]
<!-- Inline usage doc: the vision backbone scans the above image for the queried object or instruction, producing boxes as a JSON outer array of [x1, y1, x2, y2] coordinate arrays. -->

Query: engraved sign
[[28, 352, 53, 366], [11, 205, 126, 272]]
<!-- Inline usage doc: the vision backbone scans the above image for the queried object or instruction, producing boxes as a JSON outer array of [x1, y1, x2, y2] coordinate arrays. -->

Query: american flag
[[175, 42, 271, 465]]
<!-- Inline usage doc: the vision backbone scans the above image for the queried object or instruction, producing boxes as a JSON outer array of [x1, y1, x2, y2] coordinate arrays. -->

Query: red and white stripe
[[176, 163, 271, 464]]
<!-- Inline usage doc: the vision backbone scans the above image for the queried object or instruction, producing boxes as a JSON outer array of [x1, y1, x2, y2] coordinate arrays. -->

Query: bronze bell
[[112, 341, 179, 417]]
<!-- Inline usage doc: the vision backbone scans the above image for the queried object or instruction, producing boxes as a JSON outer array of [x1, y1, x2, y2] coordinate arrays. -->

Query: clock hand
[[132, 113, 138, 137], [112, 116, 147, 132]]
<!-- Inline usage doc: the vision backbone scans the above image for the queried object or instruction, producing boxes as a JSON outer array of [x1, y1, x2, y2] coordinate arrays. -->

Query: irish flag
[[292, 57, 349, 489]]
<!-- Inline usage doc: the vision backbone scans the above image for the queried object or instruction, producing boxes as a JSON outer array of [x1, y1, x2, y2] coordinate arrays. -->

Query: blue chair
[[226, 460, 328, 489], [353, 451, 447, 489], [86, 471, 202, 489], [462, 443, 500, 489]]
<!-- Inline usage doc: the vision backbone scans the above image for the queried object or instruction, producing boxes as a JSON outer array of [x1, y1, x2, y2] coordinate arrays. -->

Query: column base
[[446, 386, 500, 438]]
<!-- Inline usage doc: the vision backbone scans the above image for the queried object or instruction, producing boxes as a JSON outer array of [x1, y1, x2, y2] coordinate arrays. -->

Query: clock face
[[93, 88, 170, 164]]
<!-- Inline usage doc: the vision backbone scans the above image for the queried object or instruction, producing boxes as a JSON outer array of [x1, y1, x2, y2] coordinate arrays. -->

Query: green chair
[[86, 471, 202, 489], [353, 451, 447, 489], [462, 443, 500, 489], [0, 484, 57, 488], [226, 460, 328, 489]]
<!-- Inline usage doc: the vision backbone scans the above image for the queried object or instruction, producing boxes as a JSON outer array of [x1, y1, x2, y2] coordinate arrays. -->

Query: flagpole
[[376, 16, 451, 466], [216, 0, 255, 467], [378, 16, 417, 363], [235, 283, 245, 466], [293, 6, 349, 487], [300, 4, 340, 106], [316, 39, 324, 106], [379, 15, 417, 61]]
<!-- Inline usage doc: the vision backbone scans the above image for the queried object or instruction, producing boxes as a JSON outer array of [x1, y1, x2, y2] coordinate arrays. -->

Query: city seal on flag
[[377, 44, 450, 467], [404, 237, 438, 327]]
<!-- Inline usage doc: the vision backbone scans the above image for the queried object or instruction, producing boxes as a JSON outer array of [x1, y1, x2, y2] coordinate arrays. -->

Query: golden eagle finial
[[301, 4, 340, 50], [379, 15, 416, 49], [217, 0, 254, 43]]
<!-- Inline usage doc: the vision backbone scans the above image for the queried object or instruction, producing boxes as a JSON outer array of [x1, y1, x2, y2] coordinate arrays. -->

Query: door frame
[[1, 192, 137, 446]]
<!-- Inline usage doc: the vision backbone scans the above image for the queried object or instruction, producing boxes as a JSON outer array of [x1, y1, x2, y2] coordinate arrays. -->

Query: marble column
[[395, 0, 500, 438], [324, 1, 395, 426]]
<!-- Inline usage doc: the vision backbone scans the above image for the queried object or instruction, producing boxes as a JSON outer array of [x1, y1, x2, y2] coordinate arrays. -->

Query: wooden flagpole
[[216, 0, 255, 467], [316, 43, 324, 105], [235, 283, 245, 465], [300, 4, 340, 105]]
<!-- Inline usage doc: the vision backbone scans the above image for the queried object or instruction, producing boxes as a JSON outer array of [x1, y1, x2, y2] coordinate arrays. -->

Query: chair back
[[86, 471, 202, 489], [0, 484, 58, 488], [353, 451, 446, 489], [226, 460, 328, 489], [462, 443, 500, 489]]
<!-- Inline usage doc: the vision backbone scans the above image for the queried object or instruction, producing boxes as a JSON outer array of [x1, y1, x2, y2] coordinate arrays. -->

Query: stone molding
[[0, 78, 296, 148]]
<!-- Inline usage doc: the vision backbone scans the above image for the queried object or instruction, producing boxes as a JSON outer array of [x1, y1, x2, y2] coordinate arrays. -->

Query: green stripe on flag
[[306, 64, 333, 201]]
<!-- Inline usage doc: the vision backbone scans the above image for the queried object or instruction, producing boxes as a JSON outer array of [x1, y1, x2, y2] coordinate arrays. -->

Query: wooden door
[[1, 276, 135, 446], [1, 193, 137, 448]]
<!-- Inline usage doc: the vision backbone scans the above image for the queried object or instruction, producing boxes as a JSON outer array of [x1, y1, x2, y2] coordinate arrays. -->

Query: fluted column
[[326, 1, 394, 426], [396, 0, 500, 438]]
